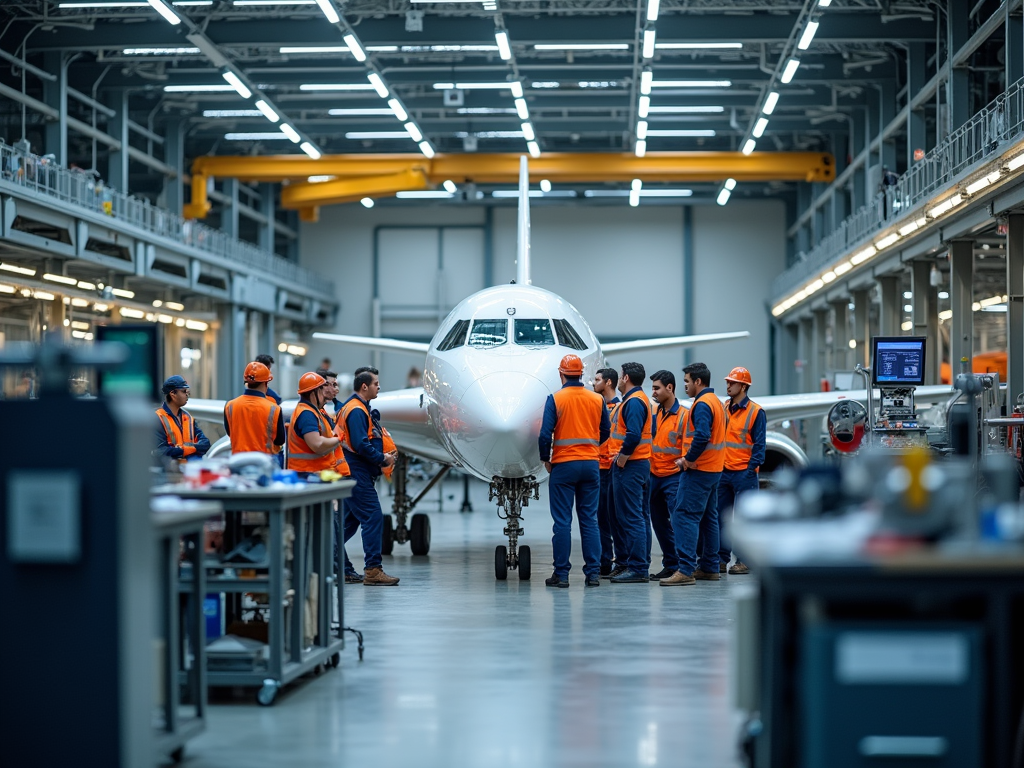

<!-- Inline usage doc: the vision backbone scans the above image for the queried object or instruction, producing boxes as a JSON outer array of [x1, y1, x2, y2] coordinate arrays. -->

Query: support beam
[[877, 274, 902, 336], [105, 91, 129, 193], [949, 0, 972, 132], [949, 240, 974, 376], [280, 169, 429, 209], [852, 288, 872, 368], [830, 298, 851, 372], [42, 52, 67, 165], [163, 119, 184, 214], [258, 183, 276, 254], [216, 304, 247, 400], [222, 179, 239, 240], [798, 317, 813, 394], [812, 308, 829, 390], [1008, 215, 1024, 405], [912, 260, 939, 384], [1007, 6, 1024, 86], [907, 44, 929, 166]]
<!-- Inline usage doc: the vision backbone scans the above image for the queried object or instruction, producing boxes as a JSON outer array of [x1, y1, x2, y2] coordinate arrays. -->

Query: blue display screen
[[873, 339, 925, 385]]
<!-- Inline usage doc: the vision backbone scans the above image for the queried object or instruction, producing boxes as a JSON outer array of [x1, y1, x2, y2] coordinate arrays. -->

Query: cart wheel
[[170, 746, 185, 763], [495, 545, 508, 580], [330, 652, 341, 668], [257, 681, 279, 706], [518, 545, 531, 580], [410, 514, 430, 556], [382, 515, 394, 555]]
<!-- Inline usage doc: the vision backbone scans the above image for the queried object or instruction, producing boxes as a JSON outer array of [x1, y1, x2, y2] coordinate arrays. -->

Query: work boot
[[604, 565, 627, 580], [719, 562, 728, 574], [344, 571, 364, 584], [545, 572, 570, 588], [649, 567, 674, 581], [693, 568, 721, 581], [586, 574, 600, 587], [728, 561, 750, 575], [610, 568, 648, 583], [363, 567, 400, 586], [660, 571, 696, 586]]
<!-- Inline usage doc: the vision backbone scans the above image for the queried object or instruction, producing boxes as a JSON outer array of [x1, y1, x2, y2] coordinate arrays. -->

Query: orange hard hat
[[724, 366, 752, 386], [297, 371, 326, 395], [558, 354, 584, 376], [244, 361, 273, 384]]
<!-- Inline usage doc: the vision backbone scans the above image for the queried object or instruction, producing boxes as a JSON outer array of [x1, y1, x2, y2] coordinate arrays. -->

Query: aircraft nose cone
[[457, 373, 550, 478]]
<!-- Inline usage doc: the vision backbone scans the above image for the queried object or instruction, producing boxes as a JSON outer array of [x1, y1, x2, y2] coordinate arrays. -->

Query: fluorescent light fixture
[[165, 301, 185, 311], [0, 263, 35, 276], [280, 45, 349, 54], [901, 320, 913, 331], [0, 284, 15, 293], [453, 131, 525, 138], [419, 141, 436, 158], [1006, 153, 1024, 171], [443, 180, 457, 193], [797, 20, 819, 50], [806, 279, 824, 294], [123, 47, 201, 55], [635, 139, 647, 157], [76, 281, 96, 290], [299, 83, 374, 91], [903, 304, 914, 312], [636, 120, 648, 140], [387, 100, 408, 120], [344, 34, 367, 62], [511, 82, 525, 99], [898, 217, 928, 236], [120, 307, 145, 319], [491, 190, 575, 198], [405, 123, 423, 142], [346, 131, 411, 139], [147, 0, 181, 24], [629, 189, 640, 207], [456, 107, 517, 114], [534, 43, 630, 51], [281, 123, 301, 143], [763, 91, 779, 115], [716, 189, 731, 206], [366, 72, 389, 98], [225, 132, 289, 140], [822, 271, 837, 283], [164, 84, 235, 92], [938, 309, 953, 320], [527, 141, 541, 158], [203, 109, 262, 117], [903, 291, 913, 299], [753, 117, 768, 138], [313, 0, 340, 22], [640, 69, 653, 95], [937, 290, 950, 300], [254, 100, 280, 122], [927, 193, 963, 218], [43, 273, 78, 286], [834, 261, 853, 275], [540, 179, 552, 193], [514, 98, 529, 119], [434, 82, 517, 91], [234, 0, 314, 4], [222, 71, 252, 99], [495, 30, 512, 60], [155, 314, 173, 324], [850, 245, 876, 265], [724, 178, 736, 191], [638, 96, 650, 118], [373, 44, 499, 53], [875, 232, 900, 249], [185, 320, 209, 331], [631, 179, 643, 191], [656, 42, 743, 50], [642, 29, 657, 59], [742, 139, 756, 155], [522, 122, 536, 141], [110, 288, 135, 299], [71, 321, 91, 330], [639, 189, 692, 197], [781, 58, 800, 83], [396, 191, 452, 199], [328, 108, 393, 117], [651, 80, 732, 88], [965, 170, 1002, 195], [300, 141, 322, 159], [646, 129, 716, 137], [818, 0, 832, 6], [307, 175, 334, 182], [647, 105, 724, 113], [361, 197, 375, 208]]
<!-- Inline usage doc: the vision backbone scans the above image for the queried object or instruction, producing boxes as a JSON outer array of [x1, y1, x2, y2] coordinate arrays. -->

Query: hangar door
[[375, 226, 486, 341]]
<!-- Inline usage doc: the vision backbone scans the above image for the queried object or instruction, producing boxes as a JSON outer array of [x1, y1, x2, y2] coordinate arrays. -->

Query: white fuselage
[[423, 284, 604, 482]]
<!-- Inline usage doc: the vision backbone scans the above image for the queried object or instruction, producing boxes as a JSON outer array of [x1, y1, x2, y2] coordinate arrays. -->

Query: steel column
[[216, 304, 247, 400], [222, 179, 239, 240], [907, 43, 929, 166], [258, 183, 276, 254], [949, 240, 974, 376], [830, 298, 850, 371], [1007, 5, 1024, 87], [812, 308, 829, 389], [1008, 215, 1024, 406], [912, 260, 939, 384], [877, 275, 902, 336], [42, 52, 67, 165], [949, 0, 971, 131], [798, 317, 813, 393], [163, 120, 184, 214], [105, 91, 129, 192], [852, 288, 872, 368]]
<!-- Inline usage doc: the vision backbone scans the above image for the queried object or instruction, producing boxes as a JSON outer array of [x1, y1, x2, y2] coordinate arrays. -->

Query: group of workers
[[539, 356, 765, 587], [154, 355, 402, 587]]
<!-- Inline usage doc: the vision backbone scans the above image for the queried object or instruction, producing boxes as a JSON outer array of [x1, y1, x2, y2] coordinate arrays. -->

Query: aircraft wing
[[374, 387, 454, 464], [601, 331, 749, 355], [186, 398, 229, 424], [312, 332, 430, 355]]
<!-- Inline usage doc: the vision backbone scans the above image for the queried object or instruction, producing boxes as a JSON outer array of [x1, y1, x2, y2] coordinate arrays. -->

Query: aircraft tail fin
[[516, 155, 531, 285]]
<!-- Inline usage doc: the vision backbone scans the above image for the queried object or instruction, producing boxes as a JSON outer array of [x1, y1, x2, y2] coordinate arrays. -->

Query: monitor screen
[[872, 336, 926, 387], [96, 324, 161, 401]]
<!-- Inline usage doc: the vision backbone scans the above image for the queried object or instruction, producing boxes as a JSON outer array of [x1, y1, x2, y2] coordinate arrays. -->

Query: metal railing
[[773, 75, 1024, 302], [0, 142, 333, 297]]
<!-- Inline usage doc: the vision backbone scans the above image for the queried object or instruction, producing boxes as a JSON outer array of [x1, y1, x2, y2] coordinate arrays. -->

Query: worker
[[717, 367, 765, 575], [648, 370, 687, 581], [538, 354, 611, 588], [287, 372, 343, 479], [254, 354, 282, 404], [608, 361, 653, 584], [338, 366, 400, 587], [223, 362, 285, 455], [662, 362, 726, 586], [155, 375, 210, 464], [317, 368, 343, 419], [593, 367, 623, 578]]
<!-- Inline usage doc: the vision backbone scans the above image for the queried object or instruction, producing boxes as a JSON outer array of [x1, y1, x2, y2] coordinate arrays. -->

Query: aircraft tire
[[495, 545, 508, 580], [382, 514, 394, 555], [410, 513, 430, 555], [518, 545, 531, 580]]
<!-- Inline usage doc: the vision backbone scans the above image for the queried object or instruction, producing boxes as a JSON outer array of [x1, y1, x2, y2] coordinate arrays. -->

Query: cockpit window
[[514, 319, 555, 347], [553, 319, 588, 351], [437, 319, 470, 351], [468, 319, 508, 348]]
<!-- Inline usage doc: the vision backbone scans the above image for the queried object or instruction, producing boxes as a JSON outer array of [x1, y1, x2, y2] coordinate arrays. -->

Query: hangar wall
[[300, 200, 785, 395]]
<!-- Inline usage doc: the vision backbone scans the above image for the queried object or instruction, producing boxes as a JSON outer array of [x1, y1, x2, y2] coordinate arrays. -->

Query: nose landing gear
[[489, 476, 539, 581]]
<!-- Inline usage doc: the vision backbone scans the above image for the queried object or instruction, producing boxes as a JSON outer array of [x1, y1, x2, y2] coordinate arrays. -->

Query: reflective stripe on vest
[[338, 396, 392, 478], [612, 389, 653, 461], [600, 400, 622, 470], [156, 407, 198, 462], [551, 386, 605, 463], [224, 395, 281, 454], [681, 390, 726, 472], [287, 402, 336, 472], [723, 400, 763, 471], [651, 403, 689, 477]]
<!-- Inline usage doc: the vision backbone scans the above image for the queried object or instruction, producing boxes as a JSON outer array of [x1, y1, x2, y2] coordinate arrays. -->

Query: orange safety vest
[[610, 389, 653, 461], [723, 399, 764, 472], [681, 390, 727, 472], [598, 398, 620, 470], [287, 402, 338, 473], [550, 385, 606, 463], [338, 396, 395, 479], [156, 406, 199, 463], [651, 401, 690, 477], [224, 393, 282, 454]]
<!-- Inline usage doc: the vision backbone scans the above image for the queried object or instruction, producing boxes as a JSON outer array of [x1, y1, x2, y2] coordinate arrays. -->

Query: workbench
[[152, 482, 354, 705]]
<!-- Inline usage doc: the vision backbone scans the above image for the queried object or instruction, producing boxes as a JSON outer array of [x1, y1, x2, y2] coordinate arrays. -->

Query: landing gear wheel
[[518, 545, 531, 580], [329, 652, 341, 669], [495, 545, 508, 580], [381, 514, 394, 555], [410, 514, 430, 555], [256, 680, 279, 706]]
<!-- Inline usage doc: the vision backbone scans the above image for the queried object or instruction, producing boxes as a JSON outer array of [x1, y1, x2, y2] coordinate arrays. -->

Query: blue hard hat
[[162, 375, 190, 395]]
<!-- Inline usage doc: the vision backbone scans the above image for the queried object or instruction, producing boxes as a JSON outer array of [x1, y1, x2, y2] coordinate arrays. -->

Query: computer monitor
[[872, 336, 926, 387], [95, 324, 162, 401]]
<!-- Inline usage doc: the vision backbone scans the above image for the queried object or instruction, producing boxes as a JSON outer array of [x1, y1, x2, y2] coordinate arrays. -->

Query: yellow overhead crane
[[183, 151, 835, 221]]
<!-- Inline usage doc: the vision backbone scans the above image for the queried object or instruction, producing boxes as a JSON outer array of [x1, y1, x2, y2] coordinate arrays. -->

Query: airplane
[[188, 157, 955, 580]]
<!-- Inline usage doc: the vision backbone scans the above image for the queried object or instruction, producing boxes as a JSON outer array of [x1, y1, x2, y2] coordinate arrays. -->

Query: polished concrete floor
[[183, 476, 744, 768]]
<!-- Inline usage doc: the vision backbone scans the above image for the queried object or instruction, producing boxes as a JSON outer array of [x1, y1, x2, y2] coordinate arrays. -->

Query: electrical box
[[443, 88, 464, 107]]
